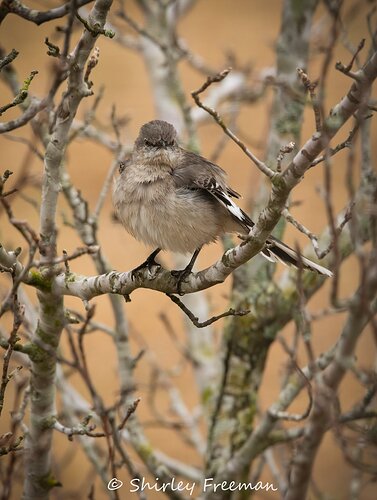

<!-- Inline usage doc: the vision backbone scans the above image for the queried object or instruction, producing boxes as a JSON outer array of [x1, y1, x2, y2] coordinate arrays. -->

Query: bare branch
[[191, 68, 275, 178], [0, 4, 376, 496], [268, 360, 313, 422], [53, 416, 97, 441], [0, 48, 18, 71], [84, 46, 100, 88], [20, 2, 115, 498], [32, 245, 100, 269], [1, 175, 40, 247], [2, 133, 44, 161], [0, 97, 47, 134], [277, 141, 295, 172], [310, 121, 359, 167], [335, 38, 366, 77], [0, 294, 24, 417], [286, 269, 377, 499], [166, 293, 249, 328], [0, 433, 23, 456], [297, 68, 322, 131], [117, 8, 167, 51], [75, 10, 115, 38], [118, 398, 141, 430], [0, 0, 94, 26]]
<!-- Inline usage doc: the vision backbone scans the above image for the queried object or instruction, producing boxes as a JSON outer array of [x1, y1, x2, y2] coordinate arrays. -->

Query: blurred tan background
[[0, 0, 376, 499]]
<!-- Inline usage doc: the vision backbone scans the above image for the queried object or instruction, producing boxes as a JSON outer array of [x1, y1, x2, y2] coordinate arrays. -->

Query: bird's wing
[[172, 149, 254, 229], [172, 151, 333, 277]]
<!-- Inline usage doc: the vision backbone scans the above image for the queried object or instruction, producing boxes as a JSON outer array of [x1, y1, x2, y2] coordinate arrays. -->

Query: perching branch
[[4, 39, 375, 298]]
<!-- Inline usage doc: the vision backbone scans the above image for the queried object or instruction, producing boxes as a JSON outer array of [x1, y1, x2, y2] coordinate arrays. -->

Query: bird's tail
[[224, 198, 332, 277], [261, 236, 333, 277]]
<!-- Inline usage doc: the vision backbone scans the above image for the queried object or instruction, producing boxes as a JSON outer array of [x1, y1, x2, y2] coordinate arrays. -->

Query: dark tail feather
[[261, 238, 333, 277]]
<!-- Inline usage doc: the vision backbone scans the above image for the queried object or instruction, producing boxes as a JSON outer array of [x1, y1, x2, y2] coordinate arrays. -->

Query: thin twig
[[268, 361, 313, 421], [84, 47, 100, 88], [297, 68, 322, 131], [76, 11, 115, 38], [33, 245, 100, 268], [191, 68, 275, 178], [118, 398, 141, 430], [0, 294, 25, 417], [277, 142, 295, 172], [166, 293, 249, 328], [0, 49, 19, 72], [335, 38, 366, 77], [0, 97, 48, 134], [3, 133, 44, 161], [117, 8, 167, 51], [0, 71, 38, 117], [310, 122, 359, 167]]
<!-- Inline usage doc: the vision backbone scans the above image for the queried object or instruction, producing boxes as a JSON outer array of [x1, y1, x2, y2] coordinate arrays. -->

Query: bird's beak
[[160, 140, 167, 148]]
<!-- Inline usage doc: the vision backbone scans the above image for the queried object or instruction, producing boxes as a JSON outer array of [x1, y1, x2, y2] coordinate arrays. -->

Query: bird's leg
[[131, 248, 161, 280], [171, 247, 202, 296]]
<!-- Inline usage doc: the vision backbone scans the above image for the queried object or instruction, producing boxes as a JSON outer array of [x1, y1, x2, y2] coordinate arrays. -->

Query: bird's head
[[135, 120, 178, 153]]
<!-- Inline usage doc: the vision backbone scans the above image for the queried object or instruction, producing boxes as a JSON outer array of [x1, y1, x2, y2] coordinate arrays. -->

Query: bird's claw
[[131, 258, 161, 281], [171, 268, 191, 296]]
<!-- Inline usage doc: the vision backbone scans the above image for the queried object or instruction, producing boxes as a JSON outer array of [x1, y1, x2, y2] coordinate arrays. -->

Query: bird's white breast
[[113, 165, 222, 254]]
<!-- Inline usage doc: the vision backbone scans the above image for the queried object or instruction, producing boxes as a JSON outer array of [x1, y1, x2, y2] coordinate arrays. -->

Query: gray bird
[[113, 120, 332, 290]]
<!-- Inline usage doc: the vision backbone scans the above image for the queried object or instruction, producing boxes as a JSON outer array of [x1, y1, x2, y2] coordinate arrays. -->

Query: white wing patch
[[204, 179, 254, 228], [201, 177, 332, 278], [221, 192, 249, 224]]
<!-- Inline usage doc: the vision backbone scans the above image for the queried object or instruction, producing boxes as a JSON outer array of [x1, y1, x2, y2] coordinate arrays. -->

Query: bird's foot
[[171, 248, 202, 296], [131, 248, 161, 281], [171, 267, 191, 296]]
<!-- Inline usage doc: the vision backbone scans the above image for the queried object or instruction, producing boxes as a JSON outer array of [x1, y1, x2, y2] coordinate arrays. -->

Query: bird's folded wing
[[173, 150, 253, 229]]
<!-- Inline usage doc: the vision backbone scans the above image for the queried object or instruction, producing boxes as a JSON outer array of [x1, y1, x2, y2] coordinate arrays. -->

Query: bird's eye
[[144, 138, 153, 147]]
